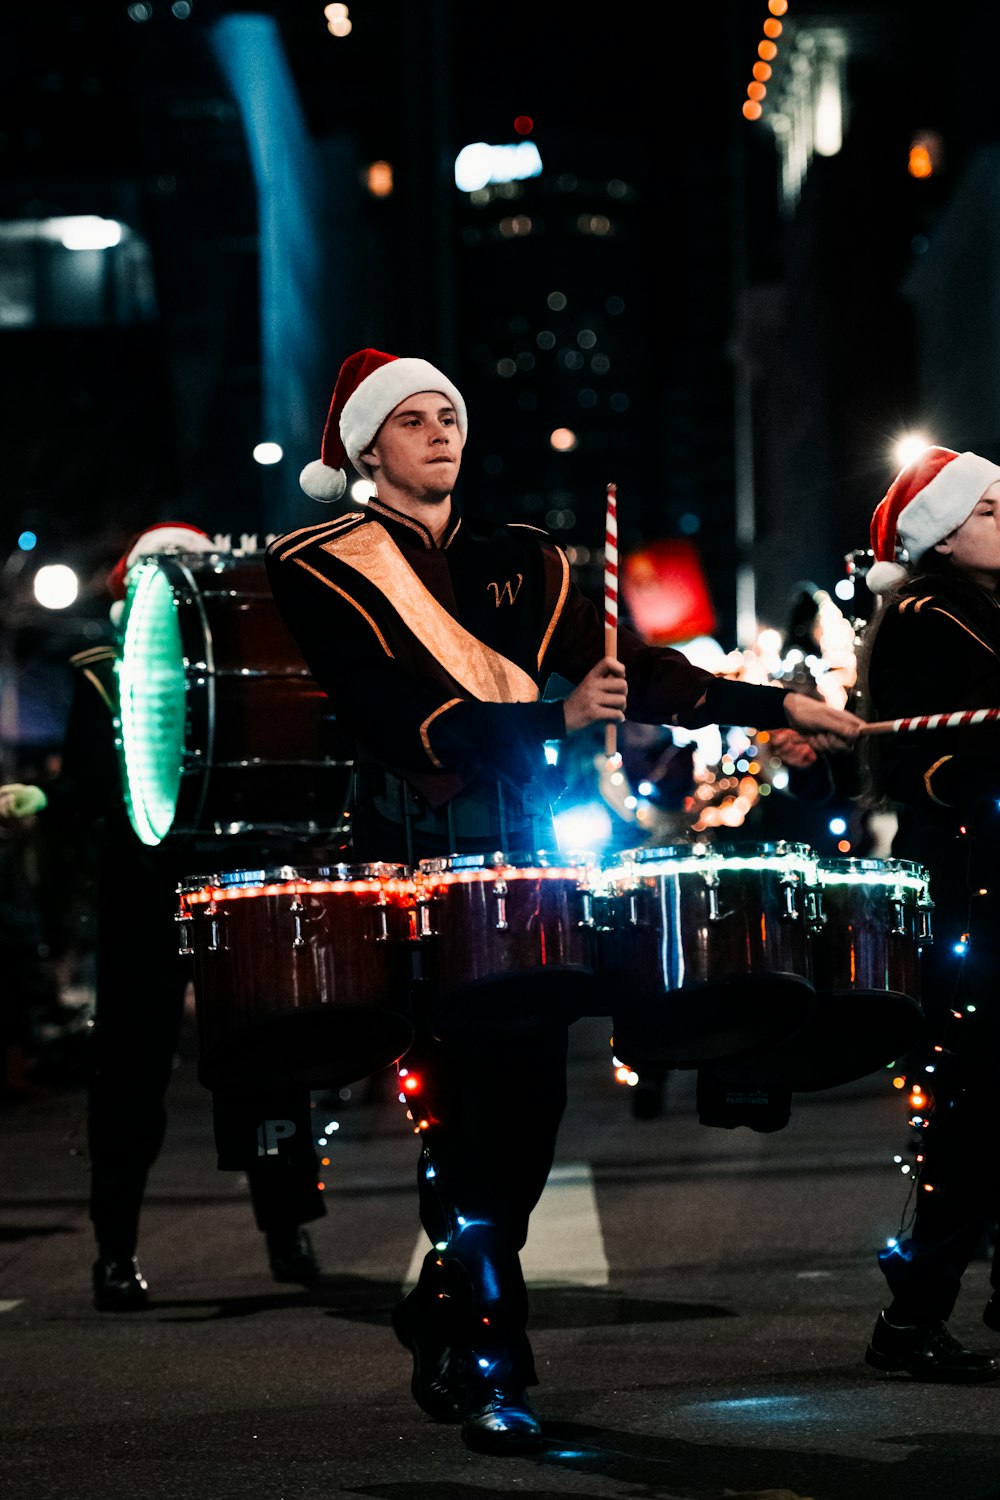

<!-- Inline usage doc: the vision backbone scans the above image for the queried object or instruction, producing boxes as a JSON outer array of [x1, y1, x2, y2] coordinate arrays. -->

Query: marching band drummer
[[0, 524, 325, 1310], [860, 447, 1000, 1382], [265, 347, 862, 1455]]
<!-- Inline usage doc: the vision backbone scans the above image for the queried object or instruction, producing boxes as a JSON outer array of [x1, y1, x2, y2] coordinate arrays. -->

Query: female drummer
[[861, 445, 1000, 1382]]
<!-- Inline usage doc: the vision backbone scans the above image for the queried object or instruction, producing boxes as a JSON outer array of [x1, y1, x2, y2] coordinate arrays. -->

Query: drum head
[[711, 988, 925, 1092], [612, 974, 817, 1069]]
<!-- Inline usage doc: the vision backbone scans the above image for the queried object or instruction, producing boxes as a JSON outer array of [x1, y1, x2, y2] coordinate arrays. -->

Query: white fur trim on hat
[[299, 459, 347, 502], [898, 451, 1000, 559], [340, 358, 468, 480], [865, 560, 909, 595]]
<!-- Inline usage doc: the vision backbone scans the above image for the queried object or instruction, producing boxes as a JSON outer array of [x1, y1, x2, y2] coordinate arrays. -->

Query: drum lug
[[804, 885, 825, 931], [289, 898, 306, 948], [374, 898, 391, 944], [493, 879, 509, 932], [705, 877, 721, 923], [889, 895, 908, 937], [918, 899, 934, 945], [205, 901, 227, 952], [780, 875, 800, 920], [174, 908, 194, 956], [576, 889, 595, 929], [411, 896, 436, 941]]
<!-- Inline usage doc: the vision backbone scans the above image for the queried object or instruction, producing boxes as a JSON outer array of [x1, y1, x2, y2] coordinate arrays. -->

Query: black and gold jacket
[[265, 499, 792, 808]]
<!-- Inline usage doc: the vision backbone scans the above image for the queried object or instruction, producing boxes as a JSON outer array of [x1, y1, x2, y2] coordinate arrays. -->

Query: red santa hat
[[108, 523, 215, 602], [299, 347, 468, 502], [867, 446, 1000, 594]]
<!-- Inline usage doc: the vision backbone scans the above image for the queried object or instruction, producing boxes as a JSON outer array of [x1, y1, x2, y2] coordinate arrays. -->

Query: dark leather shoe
[[92, 1255, 149, 1312], [462, 1386, 543, 1455], [865, 1311, 999, 1382], [984, 1295, 1000, 1333], [266, 1226, 320, 1284], [391, 1290, 462, 1423]]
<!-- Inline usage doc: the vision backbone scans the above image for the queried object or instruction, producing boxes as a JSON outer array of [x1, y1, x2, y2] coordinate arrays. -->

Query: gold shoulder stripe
[[291, 558, 394, 657], [507, 522, 550, 537], [923, 754, 955, 806], [277, 514, 365, 562], [70, 645, 117, 665], [419, 698, 464, 768], [366, 499, 434, 547], [267, 517, 340, 554], [537, 546, 570, 671], [897, 598, 914, 614], [925, 607, 996, 657], [912, 596, 935, 612], [321, 525, 539, 704], [81, 667, 115, 712]]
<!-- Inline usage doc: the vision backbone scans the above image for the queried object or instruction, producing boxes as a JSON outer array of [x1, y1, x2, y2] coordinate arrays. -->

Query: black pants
[[879, 924, 1000, 1322], [87, 859, 324, 1255], [404, 1017, 569, 1384]]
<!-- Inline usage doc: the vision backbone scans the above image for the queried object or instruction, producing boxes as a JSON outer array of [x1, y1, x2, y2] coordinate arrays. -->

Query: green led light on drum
[[117, 563, 187, 846]]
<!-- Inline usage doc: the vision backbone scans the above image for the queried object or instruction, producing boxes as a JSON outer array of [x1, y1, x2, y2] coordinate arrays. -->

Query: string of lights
[[742, 0, 789, 123]]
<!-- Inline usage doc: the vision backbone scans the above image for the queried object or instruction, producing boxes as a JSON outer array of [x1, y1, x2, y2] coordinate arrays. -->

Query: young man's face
[[363, 390, 462, 503]]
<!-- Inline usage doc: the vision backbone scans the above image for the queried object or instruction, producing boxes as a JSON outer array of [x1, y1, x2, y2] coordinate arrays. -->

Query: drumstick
[[859, 707, 1000, 735], [604, 481, 622, 767]]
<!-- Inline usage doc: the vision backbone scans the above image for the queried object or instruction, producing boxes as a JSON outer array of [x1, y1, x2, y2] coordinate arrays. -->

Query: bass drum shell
[[178, 865, 415, 1092], [117, 552, 351, 844]]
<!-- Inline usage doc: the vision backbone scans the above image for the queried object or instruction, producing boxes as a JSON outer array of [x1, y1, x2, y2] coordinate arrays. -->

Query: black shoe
[[865, 1311, 1000, 1382], [984, 1296, 1000, 1333], [92, 1254, 149, 1312], [391, 1290, 462, 1423], [462, 1385, 543, 1455], [266, 1226, 320, 1283]]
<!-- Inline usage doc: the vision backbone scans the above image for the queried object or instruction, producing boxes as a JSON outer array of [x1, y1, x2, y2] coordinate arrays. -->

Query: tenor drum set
[[114, 548, 932, 1103], [175, 841, 930, 1096]]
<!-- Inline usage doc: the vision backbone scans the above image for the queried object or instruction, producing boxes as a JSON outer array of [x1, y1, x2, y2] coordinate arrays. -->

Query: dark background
[[3, 0, 1000, 749]]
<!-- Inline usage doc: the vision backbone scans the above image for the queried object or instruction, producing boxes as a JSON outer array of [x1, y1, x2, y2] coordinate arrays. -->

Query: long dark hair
[[856, 549, 1000, 807]]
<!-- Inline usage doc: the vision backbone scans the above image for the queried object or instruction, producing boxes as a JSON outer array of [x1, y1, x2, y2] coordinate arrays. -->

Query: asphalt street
[[2, 1012, 999, 1500]]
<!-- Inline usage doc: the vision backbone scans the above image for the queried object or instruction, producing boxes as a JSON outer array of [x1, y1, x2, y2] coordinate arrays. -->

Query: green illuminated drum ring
[[816, 856, 930, 893], [117, 557, 213, 846]]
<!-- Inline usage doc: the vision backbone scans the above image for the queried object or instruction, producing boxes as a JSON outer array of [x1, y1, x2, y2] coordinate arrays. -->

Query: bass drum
[[116, 552, 351, 845]]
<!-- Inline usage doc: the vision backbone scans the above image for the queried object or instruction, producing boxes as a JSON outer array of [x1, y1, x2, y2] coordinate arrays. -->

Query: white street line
[[0, 1300, 24, 1314], [403, 1161, 609, 1289]]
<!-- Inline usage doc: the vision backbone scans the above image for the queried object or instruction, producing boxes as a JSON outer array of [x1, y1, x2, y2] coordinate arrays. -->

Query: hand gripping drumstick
[[604, 482, 622, 767], [859, 707, 1000, 735]]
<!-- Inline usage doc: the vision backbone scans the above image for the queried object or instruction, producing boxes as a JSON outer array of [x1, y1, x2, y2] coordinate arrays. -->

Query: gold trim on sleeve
[[419, 697, 464, 768], [923, 754, 955, 806], [81, 668, 115, 712], [291, 558, 395, 657], [925, 608, 996, 656]]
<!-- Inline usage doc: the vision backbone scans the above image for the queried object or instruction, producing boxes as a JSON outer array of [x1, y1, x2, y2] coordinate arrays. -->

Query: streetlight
[[894, 432, 934, 469]]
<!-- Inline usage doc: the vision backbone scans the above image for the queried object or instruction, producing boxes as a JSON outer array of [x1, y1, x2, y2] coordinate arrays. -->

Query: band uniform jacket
[[867, 574, 1000, 990], [265, 500, 793, 815]]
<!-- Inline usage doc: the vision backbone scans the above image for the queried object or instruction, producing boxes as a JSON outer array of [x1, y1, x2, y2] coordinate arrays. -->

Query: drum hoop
[[178, 861, 411, 896], [418, 849, 596, 878], [816, 856, 928, 889]]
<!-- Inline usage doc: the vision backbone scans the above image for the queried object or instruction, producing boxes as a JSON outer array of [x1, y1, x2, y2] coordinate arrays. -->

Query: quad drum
[[178, 841, 932, 1094]]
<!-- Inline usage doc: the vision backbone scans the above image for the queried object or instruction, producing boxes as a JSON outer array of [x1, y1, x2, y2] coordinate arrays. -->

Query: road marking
[[403, 1161, 609, 1289], [0, 1300, 24, 1314]]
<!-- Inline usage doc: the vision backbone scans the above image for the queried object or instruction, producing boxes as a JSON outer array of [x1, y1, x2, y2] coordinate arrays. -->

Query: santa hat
[[108, 523, 215, 603], [867, 447, 1000, 594], [299, 347, 468, 502]]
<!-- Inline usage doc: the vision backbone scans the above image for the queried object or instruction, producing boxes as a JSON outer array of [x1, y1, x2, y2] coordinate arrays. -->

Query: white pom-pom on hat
[[299, 459, 347, 502], [865, 560, 909, 595]]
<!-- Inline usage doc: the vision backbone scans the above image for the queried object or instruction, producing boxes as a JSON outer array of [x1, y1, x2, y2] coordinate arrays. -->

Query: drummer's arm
[[546, 583, 797, 731]]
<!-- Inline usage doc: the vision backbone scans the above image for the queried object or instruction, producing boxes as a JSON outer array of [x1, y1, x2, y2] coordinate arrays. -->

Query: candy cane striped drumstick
[[860, 707, 1000, 735], [604, 482, 621, 764]]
